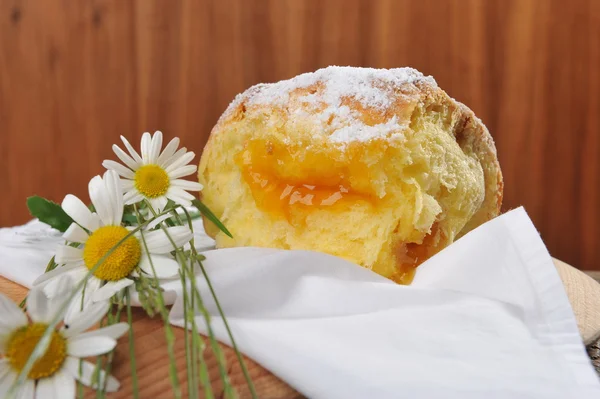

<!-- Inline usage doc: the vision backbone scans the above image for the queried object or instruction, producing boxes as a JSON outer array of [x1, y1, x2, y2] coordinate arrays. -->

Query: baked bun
[[198, 66, 503, 284]]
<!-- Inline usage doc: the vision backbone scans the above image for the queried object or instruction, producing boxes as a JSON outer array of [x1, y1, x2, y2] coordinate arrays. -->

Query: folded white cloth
[[1, 207, 599, 398]]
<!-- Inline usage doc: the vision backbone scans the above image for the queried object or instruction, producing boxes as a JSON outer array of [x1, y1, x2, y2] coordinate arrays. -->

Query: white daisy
[[102, 131, 203, 211], [0, 277, 127, 398], [33, 170, 193, 305]]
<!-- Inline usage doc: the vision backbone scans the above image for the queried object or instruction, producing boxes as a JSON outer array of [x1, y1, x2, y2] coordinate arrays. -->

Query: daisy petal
[[124, 190, 144, 205], [63, 223, 88, 243], [171, 179, 204, 192], [167, 165, 197, 180], [0, 292, 27, 331], [55, 246, 84, 265], [149, 131, 163, 163], [167, 225, 197, 246], [61, 195, 99, 231], [63, 291, 95, 327], [157, 137, 180, 167], [103, 170, 124, 224], [67, 336, 116, 357], [112, 144, 140, 170], [121, 179, 135, 191], [168, 187, 196, 201], [102, 160, 135, 179], [74, 322, 129, 340], [146, 213, 172, 230], [63, 279, 102, 332], [89, 175, 112, 226], [166, 192, 192, 207], [64, 357, 120, 392], [120, 135, 143, 165], [162, 147, 187, 169], [140, 132, 152, 164], [0, 365, 16, 396], [33, 263, 84, 287], [0, 334, 7, 352], [166, 187, 195, 208], [64, 300, 109, 337], [35, 376, 56, 399], [92, 279, 134, 302], [142, 226, 193, 254], [27, 285, 50, 323], [149, 196, 168, 212], [50, 370, 75, 399], [43, 276, 75, 320], [17, 379, 35, 399], [165, 151, 195, 174], [0, 359, 12, 380], [139, 254, 180, 278]]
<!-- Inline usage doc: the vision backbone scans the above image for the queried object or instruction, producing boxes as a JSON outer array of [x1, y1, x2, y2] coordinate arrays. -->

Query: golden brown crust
[[455, 106, 504, 235], [411, 80, 503, 235]]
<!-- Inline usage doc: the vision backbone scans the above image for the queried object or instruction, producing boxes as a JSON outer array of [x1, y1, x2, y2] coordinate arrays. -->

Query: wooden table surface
[[0, 276, 300, 399]]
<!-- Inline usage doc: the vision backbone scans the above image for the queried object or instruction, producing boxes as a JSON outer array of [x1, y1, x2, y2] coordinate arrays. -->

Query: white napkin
[[1, 208, 599, 398]]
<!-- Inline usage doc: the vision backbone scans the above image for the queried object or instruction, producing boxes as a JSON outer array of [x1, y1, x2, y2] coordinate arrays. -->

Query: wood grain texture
[[0, 0, 599, 270], [0, 276, 301, 399]]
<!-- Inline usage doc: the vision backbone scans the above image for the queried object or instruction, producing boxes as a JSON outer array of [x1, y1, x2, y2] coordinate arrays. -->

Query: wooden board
[[0, 0, 599, 271], [0, 276, 301, 399]]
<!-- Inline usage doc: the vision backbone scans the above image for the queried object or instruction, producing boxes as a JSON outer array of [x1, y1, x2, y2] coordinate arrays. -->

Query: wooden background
[[0, 0, 599, 271]]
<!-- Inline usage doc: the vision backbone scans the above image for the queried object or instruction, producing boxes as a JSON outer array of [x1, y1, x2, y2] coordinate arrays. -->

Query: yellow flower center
[[5, 323, 67, 379], [134, 164, 170, 198], [83, 225, 141, 281]]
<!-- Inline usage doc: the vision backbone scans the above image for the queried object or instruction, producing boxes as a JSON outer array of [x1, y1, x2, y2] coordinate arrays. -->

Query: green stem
[[134, 204, 182, 399], [189, 282, 200, 399], [180, 207, 257, 398], [184, 263, 215, 399], [180, 270, 197, 399], [92, 312, 107, 398], [77, 362, 84, 398], [152, 203, 217, 398], [182, 266, 213, 399], [126, 290, 140, 399], [79, 281, 90, 398], [95, 300, 121, 399], [100, 299, 125, 394], [187, 268, 235, 397]]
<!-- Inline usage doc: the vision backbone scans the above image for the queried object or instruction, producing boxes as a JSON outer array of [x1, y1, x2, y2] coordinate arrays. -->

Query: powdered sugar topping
[[226, 66, 437, 145]]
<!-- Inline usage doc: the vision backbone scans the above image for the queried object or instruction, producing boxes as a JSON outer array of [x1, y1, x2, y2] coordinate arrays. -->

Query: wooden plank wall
[[1, 0, 599, 270]]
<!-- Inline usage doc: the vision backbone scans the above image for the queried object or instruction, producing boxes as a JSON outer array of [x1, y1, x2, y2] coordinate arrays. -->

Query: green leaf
[[26, 196, 74, 232], [191, 199, 232, 238], [122, 213, 139, 225], [45, 255, 59, 272]]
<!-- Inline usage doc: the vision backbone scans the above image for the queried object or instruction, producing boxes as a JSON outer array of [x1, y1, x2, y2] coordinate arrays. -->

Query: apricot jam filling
[[236, 138, 440, 285], [236, 139, 376, 219], [390, 224, 444, 284]]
